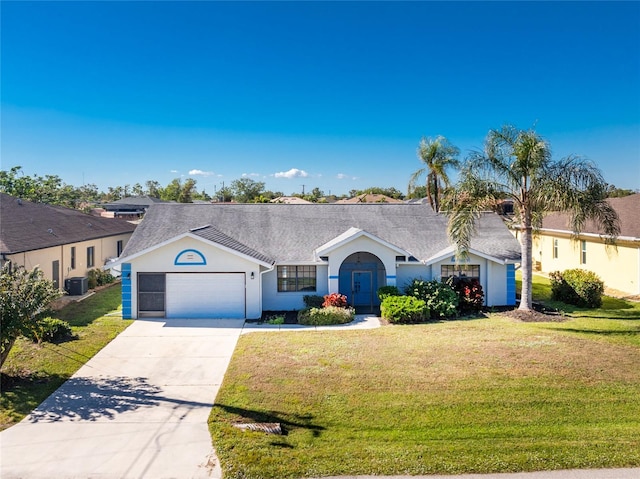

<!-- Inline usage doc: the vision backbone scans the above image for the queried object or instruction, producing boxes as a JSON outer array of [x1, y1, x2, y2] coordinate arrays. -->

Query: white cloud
[[336, 173, 357, 180], [242, 172, 262, 178], [189, 169, 215, 176], [170, 169, 179, 173], [274, 168, 309, 179]]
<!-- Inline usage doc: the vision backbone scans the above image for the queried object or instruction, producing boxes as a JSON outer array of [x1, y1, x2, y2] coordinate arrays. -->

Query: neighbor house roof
[[270, 196, 313, 204], [119, 203, 521, 264], [0, 193, 137, 254], [335, 194, 404, 204], [102, 196, 169, 212], [542, 193, 640, 240]]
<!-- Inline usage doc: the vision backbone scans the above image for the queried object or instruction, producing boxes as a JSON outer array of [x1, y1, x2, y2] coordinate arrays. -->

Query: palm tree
[[409, 136, 460, 212], [446, 125, 619, 312]]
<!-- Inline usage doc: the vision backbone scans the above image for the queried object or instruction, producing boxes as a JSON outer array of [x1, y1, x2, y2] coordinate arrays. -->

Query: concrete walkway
[[1, 318, 245, 479]]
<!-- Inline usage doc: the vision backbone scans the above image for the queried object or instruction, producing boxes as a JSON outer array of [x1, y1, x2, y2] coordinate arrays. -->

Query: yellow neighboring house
[[1, 193, 136, 292], [517, 193, 639, 296]]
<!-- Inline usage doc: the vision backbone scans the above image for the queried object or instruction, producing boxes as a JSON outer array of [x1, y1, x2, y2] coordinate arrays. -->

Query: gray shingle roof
[[1, 193, 137, 254], [190, 225, 275, 264], [121, 203, 521, 264], [542, 193, 640, 239]]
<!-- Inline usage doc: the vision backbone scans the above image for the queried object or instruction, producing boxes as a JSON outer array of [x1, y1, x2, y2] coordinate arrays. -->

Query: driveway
[[0, 318, 244, 479]]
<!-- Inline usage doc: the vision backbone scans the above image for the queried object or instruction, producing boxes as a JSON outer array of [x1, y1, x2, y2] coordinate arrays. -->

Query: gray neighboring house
[[110, 203, 521, 319], [101, 196, 169, 218], [1, 193, 136, 292]]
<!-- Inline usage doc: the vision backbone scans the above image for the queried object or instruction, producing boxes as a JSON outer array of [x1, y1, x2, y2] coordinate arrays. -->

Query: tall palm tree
[[446, 125, 619, 312], [409, 136, 460, 212]]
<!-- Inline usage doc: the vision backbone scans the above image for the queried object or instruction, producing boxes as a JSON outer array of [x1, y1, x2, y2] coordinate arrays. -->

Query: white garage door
[[166, 273, 246, 319]]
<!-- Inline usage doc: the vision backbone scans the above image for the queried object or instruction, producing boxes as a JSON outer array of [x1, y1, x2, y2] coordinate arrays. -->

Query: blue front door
[[352, 271, 373, 308]]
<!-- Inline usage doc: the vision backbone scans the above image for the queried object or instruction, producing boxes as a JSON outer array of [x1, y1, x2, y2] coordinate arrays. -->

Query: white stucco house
[[109, 203, 521, 319]]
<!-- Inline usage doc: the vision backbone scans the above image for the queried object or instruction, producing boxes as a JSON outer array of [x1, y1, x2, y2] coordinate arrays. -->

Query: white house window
[[441, 264, 480, 280], [277, 265, 316, 292], [70, 246, 76, 269], [117, 240, 124, 256], [553, 239, 558, 259], [580, 240, 587, 264], [87, 246, 95, 268]]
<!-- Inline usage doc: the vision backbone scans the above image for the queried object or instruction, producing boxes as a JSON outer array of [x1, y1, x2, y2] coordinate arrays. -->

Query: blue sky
[[2, 1, 639, 197]]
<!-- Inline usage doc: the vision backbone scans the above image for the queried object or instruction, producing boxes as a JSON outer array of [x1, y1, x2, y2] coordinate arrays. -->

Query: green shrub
[[87, 269, 115, 289], [377, 285, 401, 301], [265, 315, 285, 325], [404, 279, 458, 319], [298, 306, 355, 326], [303, 295, 325, 308], [24, 317, 74, 343], [550, 269, 604, 308], [380, 296, 429, 324]]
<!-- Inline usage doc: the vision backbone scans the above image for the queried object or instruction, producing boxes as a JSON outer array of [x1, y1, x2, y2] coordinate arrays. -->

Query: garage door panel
[[166, 273, 245, 319]]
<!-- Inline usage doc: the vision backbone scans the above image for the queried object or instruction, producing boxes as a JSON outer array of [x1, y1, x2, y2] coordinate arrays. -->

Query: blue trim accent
[[121, 263, 132, 319], [329, 275, 339, 279], [506, 264, 516, 306], [385, 275, 396, 279], [174, 249, 206, 266]]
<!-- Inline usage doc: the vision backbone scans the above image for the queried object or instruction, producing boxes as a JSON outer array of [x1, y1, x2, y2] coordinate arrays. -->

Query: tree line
[[0, 166, 424, 208]]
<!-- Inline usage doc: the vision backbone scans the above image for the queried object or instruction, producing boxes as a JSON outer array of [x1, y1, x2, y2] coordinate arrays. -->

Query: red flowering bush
[[323, 292, 348, 308], [451, 277, 484, 314]]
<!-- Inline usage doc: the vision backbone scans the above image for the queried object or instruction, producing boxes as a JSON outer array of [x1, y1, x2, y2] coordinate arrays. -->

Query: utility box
[[65, 277, 88, 296]]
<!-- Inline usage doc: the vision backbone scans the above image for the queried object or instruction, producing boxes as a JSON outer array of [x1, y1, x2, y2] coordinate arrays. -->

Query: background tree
[[446, 125, 619, 312], [409, 136, 460, 212], [179, 178, 197, 203], [132, 183, 145, 196], [217, 185, 234, 202], [606, 185, 636, 198], [406, 185, 427, 199], [231, 178, 265, 203], [145, 180, 161, 198], [0, 264, 63, 367], [348, 187, 405, 200]]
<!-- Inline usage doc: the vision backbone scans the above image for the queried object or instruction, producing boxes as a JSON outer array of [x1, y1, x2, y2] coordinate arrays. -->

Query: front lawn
[[0, 285, 132, 430], [209, 277, 640, 478]]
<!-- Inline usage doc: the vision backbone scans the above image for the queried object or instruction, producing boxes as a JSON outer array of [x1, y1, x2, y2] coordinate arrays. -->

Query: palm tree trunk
[[433, 175, 440, 212], [519, 210, 533, 311]]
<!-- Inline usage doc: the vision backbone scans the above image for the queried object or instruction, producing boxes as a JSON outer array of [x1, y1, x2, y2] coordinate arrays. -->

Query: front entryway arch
[[338, 252, 386, 313]]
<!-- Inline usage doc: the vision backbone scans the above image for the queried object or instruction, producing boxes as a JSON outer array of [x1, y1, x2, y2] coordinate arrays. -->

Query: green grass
[[0, 284, 132, 430], [518, 273, 640, 322], [209, 276, 640, 478]]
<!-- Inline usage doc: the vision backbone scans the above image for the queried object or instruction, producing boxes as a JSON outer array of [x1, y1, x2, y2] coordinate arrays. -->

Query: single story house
[[521, 193, 640, 296], [110, 203, 521, 320], [0, 193, 137, 292]]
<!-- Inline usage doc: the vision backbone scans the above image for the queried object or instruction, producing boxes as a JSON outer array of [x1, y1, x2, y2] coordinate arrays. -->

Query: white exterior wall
[[261, 264, 329, 311], [395, 263, 431, 291], [126, 237, 263, 319]]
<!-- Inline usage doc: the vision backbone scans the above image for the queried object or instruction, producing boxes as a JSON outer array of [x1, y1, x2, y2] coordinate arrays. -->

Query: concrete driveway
[[0, 318, 244, 479]]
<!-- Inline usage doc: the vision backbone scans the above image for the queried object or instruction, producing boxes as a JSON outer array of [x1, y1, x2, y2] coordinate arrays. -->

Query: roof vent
[[48, 228, 54, 235], [17, 198, 22, 205], [87, 223, 93, 227], [190, 224, 211, 232]]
